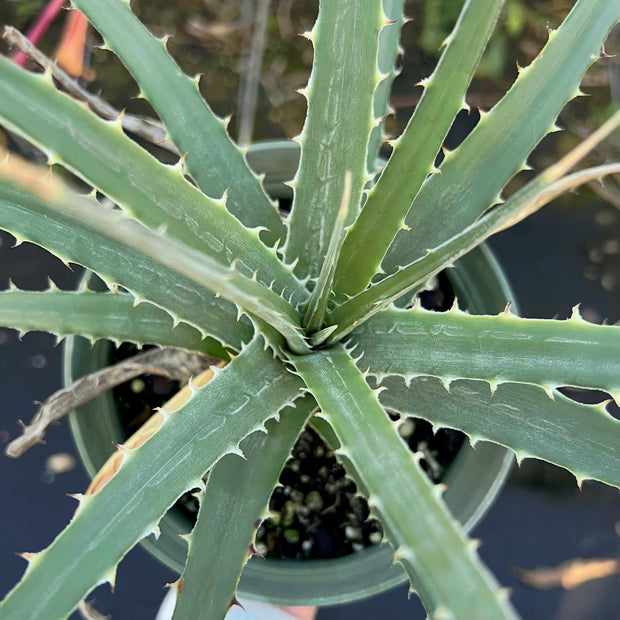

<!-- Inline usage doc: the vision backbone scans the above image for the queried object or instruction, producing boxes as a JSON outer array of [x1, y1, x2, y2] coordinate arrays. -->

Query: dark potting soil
[[110, 272, 465, 560]]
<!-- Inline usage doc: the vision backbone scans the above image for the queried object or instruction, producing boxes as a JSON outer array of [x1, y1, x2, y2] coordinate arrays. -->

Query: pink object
[[11, 0, 66, 67]]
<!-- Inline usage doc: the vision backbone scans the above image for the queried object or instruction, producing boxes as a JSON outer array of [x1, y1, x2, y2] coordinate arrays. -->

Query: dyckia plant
[[0, 0, 619, 619]]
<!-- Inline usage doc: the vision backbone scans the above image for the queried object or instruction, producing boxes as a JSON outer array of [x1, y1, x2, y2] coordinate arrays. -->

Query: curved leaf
[[72, 0, 286, 247], [284, 0, 384, 280], [377, 375, 620, 488], [173, 397, 314, 620], [0, 338, 303, 620], [0, 155, 309, 353], [0, 56, 304, 303], [0, 287, 212, 352], [335, 0, 505, 297], [382, 0, 620, 273], [352, 305, 620, 396], [293, 345, 517, 619]]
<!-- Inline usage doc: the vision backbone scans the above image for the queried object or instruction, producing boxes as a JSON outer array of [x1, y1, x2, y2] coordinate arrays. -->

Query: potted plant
[[65, 138, 517, 607], [0, 1, 619, 619]]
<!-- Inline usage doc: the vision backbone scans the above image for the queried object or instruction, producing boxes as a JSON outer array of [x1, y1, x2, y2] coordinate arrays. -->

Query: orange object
[[54, 9, 90, 78]]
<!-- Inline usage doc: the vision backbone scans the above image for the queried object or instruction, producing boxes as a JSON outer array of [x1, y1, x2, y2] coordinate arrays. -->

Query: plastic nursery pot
[[66, 140, 516, 607]]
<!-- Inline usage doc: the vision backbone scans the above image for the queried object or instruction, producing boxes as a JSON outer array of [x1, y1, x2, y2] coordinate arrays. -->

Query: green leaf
[[0, 287, 213, 353], [172, 397, 315, 620], [284, 0, 384, 280], [382, 0, 620, 273], [292, 345, 517, 619], [326, 161, 620, 340], [0, 158, 243, 356], [377, 375, 620, 488], [0, 338, 304, 620], [72, 0, 286, 248], [335, 0, 505, 297], [0, 156, 309, 354], [365, 0, 406, 169], [303, 171, 352, 334], [352, 305, 620, 395], [0, 56, 303, 303]]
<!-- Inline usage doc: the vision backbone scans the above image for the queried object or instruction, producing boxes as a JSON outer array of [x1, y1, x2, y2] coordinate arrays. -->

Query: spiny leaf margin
[[376, 374, 620, 488], [71, 0, 286, 248], [0, 337, 304, 620], [351, 303, 620, 398], [381, 0, 620, 275], [292, 344, 518, 619], [172, 397, 315, 620]]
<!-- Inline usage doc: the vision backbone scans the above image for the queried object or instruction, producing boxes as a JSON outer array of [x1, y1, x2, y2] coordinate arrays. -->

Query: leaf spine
[[16, 551, 39, 564], [100, 565, 117, 592], [570, 304, 584, 321], [144, 523, 161, 541], [469, 538, 483, 551], [165, 578, 184, 594], [228, 595, 245, 611], [433, 607, 456, 620], [541, 384, 556, 400], [393, 545, 415, 563]]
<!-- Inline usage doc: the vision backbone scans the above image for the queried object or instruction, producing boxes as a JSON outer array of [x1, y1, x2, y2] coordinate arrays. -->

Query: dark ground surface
[[1, 194, 619, 620]]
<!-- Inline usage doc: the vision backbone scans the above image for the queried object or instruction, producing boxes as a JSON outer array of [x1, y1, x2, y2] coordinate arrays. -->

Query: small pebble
[[46, 452, 76, 475], [282, 501, 295, 527], [297, 505, 310, 517], [603, 239, 620, 255], [290, 489, 304, 503], [344, 526, 361, 540], [29, 354, 46, 369], [305, 490, 323, 511], [601, 273, 617, 291], [130, 378, 145, 394], [324, 482, 338, 495], [349, 496, 364, 513], [284, 529, 300, 543], [369, 531, 383, 544], [398, 419, 416, 438]]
